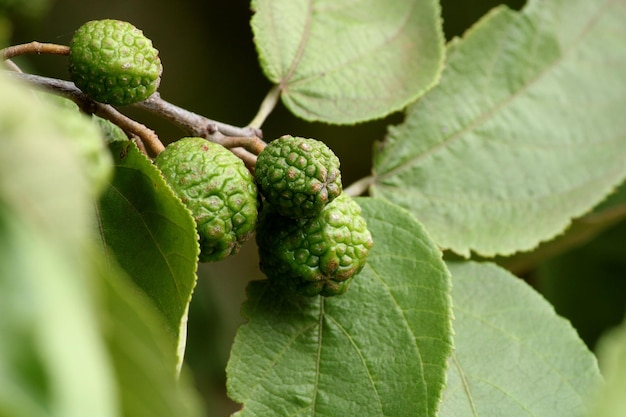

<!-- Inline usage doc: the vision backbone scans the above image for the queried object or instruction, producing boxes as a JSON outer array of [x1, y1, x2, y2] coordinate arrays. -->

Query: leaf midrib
[[283, 0, 419, 90], [280, 0, 314, 89]]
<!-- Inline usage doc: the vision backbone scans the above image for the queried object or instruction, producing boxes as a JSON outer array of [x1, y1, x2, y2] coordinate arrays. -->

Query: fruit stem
[[249, 84, 281, 129], [216, 135, 266, 155], [1, 42, 70, 59], [230, 147, 257, 172]]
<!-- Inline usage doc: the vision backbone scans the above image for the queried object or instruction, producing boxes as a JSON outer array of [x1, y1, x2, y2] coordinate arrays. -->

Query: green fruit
[[256, 193, 373, 297], [255, 135, 342, 219], [154, 137, 258, 262], [68, 19, 162, 106]]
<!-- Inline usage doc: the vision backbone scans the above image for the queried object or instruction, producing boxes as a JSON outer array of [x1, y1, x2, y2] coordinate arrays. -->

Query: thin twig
[[135, 93, 266, 165], [211, 133, 266, 155], [4, 71, 266, 163], [100, 107, 163, 156], [137, 93, 264, 141], [1, 42, 70, 59], [6, 72, 163, 156], [231, 147, 257, 172]]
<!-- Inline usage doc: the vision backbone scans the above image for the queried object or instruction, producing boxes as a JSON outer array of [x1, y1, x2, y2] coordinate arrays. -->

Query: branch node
[[206, 122, 219, 135]]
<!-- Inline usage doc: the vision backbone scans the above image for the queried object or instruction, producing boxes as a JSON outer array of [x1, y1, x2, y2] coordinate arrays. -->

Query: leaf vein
[[325, 313, 386, 416]]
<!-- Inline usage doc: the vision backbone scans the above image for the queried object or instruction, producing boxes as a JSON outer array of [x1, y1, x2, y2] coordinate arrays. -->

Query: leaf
[[589, 178, 626, 215], [0, 84, 105, 251], [97, 258, 203, 417], [0, 73, 117, 417], [440, 261, 602, 417], [0, 202, 120, 417], [97, 141, 199, 366], [0, 73, 203, 417], [371, 0, 626, 256], [226, 197, 453, 416], [251, 0, 445, 124], [0, 209, 203, 417], [587, 318, 626, 417]]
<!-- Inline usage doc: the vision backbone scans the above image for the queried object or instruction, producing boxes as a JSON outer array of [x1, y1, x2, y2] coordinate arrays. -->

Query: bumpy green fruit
[[255, 135, 342, 219], [154, 137, 258, 262], [256, 193, 373, 296], [68, 19, 162, 106]]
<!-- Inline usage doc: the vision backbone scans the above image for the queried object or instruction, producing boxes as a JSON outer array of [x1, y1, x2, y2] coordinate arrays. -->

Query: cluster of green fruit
[[66, 19, 373, 297], [154, 135, 373, 297], [254, 136, 374, 297]]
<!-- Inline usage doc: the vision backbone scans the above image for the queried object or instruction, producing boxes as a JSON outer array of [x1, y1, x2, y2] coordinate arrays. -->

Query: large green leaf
[[372, 0, 626, 257], [98, 141, 199, 366], [440, 261, 602, 417], [251, 0, 445, 124], [226, 197, 453, 416], [0, 87, 117, 415]]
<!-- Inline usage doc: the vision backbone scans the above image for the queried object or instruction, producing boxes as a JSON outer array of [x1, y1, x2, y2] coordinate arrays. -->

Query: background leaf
[[97, 141, 200, 367], [531, 218, 626, 349], [440, 261, 602, 417], [586, 317, 626, 417], [371, 0, 626, 256], [226, 197, 453, 416], [251, 0, 445, 124], [500, 180, 626, 276]]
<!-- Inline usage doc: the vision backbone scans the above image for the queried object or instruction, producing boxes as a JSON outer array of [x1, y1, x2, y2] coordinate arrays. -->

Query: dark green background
[[9, 1, 625, 415]]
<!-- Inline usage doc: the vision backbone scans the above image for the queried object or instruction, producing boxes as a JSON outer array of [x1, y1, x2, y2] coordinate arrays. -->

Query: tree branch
[[134, 94, 267, 164], [5, 72, 163, 156], [138, 92, 263, 140], [1, 42, 70, 59], [4, 71, 267, 163]]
